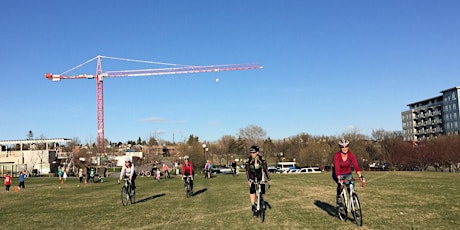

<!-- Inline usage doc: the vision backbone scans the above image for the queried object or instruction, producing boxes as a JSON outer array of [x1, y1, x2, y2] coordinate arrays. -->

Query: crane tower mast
[[45, 55, 262, 154]]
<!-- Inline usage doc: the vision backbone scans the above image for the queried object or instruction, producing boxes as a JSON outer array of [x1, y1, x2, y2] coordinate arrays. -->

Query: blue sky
[[1, 1, 459, 144]]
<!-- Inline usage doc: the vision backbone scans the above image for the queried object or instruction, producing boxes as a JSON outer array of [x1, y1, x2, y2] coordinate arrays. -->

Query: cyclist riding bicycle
[[245, 146, 271, 214], [118, 157, 137, 194], [333, 139, 364, 205], [181, 155, 194, 190]]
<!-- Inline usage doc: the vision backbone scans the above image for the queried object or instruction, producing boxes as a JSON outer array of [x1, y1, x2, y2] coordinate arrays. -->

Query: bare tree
[[237, 125, 267, 148]]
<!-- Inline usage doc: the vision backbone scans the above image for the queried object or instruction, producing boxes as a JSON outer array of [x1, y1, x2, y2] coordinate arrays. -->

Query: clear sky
[[1, 1, 459, 144]]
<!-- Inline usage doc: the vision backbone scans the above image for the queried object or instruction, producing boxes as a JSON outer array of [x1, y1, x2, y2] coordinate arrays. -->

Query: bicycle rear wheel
[[337, 193, 347, 221], [121, 186, 129, 206], [351, 193, 362, 226]]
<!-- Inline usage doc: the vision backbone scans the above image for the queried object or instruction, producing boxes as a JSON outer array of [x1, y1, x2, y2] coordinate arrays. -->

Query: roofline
[[406, 95, 443, 107], [0, 138, 72, 145], [440, 86, 460, 94]]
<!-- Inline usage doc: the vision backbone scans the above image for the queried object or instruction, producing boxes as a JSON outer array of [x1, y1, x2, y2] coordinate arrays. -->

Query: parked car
[[296, 167, 322, 173], [268, 166, 280, 174], [212, 166, 233, 175], [287, 168, 299, 173]]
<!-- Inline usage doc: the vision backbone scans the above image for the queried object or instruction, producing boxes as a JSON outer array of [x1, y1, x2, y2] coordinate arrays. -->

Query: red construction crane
[[45, 55, 262, 153]]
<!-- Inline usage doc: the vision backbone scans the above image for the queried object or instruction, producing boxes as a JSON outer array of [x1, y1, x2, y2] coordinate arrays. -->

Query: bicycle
[[120, 178, 136, 206], [337, 178, 364, 226], [252, 177, 271, 223], [138, 170, 151, 177], [183, 175, 193, 198]]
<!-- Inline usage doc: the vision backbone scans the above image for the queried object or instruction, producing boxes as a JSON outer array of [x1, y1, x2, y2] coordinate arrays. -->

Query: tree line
[[18, 126, 460, 171]]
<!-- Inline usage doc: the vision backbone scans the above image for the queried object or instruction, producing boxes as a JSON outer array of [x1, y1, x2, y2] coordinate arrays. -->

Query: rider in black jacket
[[245, 146, 272, 213]]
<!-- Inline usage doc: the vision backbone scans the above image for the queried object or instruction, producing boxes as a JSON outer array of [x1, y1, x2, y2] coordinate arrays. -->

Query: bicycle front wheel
[[259, 199, 266, 223], [185, 182, 191, 197], [121, 186, 129, 206], [337, 193, 347, 221], [351, 193, 362, 226]]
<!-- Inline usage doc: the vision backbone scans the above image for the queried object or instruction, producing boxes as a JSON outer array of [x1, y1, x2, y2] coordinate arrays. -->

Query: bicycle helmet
[[249, 146, 259, 153], [124, 157, 131, 162], [338, 138, 350, 147], [184, 155, 189, 160]]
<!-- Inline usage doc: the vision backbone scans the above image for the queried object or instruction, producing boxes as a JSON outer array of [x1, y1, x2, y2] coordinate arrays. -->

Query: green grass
[[1, 171, 459, 229]]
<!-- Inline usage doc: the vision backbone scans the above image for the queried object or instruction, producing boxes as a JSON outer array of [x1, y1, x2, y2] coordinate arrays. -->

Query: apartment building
[[401, 86, 460, 141]]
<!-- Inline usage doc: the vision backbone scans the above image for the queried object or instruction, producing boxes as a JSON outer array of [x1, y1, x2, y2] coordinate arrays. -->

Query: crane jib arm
[[45, 64, 262, 80], [104, 64, 262, 78]]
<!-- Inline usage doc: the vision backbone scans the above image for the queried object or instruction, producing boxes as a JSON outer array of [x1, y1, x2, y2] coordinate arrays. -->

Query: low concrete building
[[0, 138, 71, 176]]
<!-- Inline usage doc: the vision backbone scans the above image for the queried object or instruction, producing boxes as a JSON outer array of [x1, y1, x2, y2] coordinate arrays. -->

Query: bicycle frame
[[124, 179, 131, 190], [254, 178, 263, 211], [340, 180, 354, 211]]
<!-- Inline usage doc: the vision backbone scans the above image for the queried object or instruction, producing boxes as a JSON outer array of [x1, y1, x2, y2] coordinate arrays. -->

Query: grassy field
[[1, 171, 459, 230]]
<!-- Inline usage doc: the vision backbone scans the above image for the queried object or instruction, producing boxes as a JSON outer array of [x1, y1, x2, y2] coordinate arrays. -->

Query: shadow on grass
[[192, 188, 207, 196], [314, 200, 337, 217], [135, 193, 166, 204], [264, 201, 272, 209]]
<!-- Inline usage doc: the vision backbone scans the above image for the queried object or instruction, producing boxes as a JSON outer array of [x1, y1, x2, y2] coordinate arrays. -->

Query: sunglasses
[[340, 145, 349, 148], [250, 151, 257, 154]]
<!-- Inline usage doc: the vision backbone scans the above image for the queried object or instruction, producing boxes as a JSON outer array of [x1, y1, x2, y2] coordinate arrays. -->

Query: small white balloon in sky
[[215, 77, 220, 83]]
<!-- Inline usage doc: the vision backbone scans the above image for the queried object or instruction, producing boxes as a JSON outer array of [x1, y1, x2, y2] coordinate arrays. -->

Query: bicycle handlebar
[[340, 178, 365, 187]]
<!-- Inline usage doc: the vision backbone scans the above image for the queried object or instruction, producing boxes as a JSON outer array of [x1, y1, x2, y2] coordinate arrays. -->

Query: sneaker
[[336, 196, 342, 205], [252, 204, 257, 215]]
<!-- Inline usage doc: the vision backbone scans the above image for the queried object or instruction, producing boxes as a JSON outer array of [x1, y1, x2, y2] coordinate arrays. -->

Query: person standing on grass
[[86, 166, 90, 183], [4, 172, 12, 192], [63, 170, 68, 182], [332, 138, 365, 206], [204, 160, 211, 178], [245, 146, 271, 214], [79, 168, 84, 183], [162, 164, 170, 178], [231, 159, 238, 175], [18, 171, 26, 189], [58, 167, 63, 182]]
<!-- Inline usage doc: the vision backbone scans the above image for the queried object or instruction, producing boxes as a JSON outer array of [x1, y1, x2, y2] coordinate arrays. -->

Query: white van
[[277, 162, 297, 173]]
